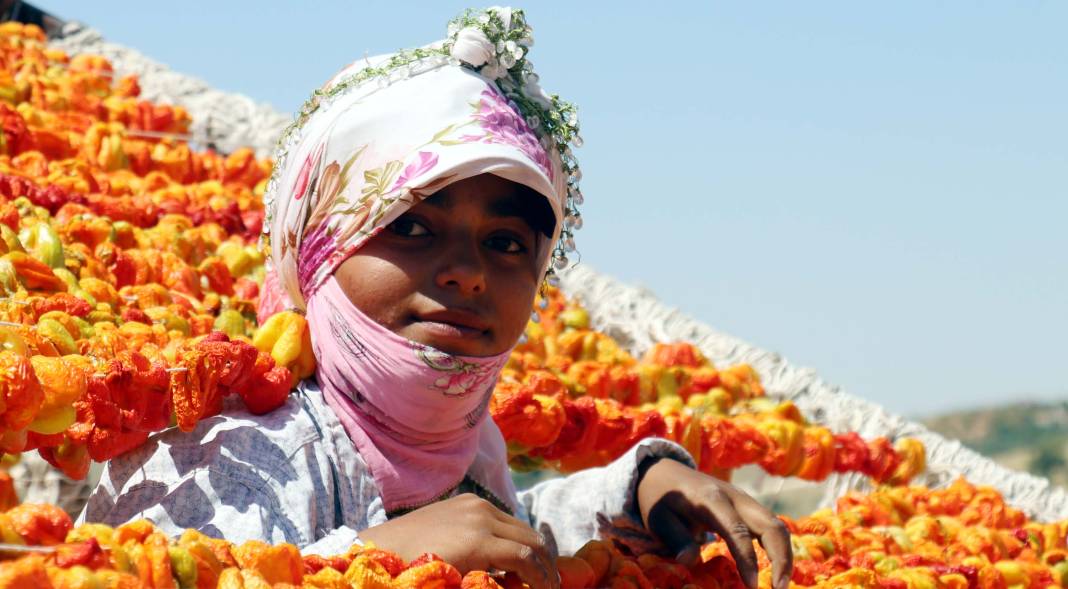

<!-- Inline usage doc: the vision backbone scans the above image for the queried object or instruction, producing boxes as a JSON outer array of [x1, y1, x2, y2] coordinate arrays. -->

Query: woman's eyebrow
[[422, 194, 528, 220]]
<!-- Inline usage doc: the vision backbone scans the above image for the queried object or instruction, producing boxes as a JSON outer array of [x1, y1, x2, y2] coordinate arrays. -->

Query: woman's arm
[[517, 438, 695, 556]]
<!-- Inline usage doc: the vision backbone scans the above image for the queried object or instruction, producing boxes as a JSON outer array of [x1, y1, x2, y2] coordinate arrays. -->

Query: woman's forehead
[[419, 175, 556, 236]]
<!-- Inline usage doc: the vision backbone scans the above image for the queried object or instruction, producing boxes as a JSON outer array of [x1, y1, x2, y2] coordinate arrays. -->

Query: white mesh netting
[[25, 21, 1067, 522]]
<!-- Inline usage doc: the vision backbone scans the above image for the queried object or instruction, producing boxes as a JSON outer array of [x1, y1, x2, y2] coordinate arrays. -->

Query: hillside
[[923, 400, 1068, 487]]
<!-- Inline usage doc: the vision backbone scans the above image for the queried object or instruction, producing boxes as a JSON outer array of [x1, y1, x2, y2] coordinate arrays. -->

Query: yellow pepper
[[253, 311, 315, 382], [888, 437, 927, 486], [79, 277, 119, 310], [27, 355, 86, 435], [216, 241, 255, 277], [0, 327, 29, 356]]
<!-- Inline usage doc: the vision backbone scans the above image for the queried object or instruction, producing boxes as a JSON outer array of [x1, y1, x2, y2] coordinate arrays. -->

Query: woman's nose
[[434, 242, 486, 296]]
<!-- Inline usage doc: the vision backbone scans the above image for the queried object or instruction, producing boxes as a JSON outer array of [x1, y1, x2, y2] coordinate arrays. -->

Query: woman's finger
[[492, 518, 558, 583], [485, 537, 558, 589], [689, 488, 760, 589], [734, 497, 794, 589]]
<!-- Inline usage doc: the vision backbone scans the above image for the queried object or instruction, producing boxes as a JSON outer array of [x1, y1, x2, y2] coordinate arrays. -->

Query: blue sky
[[40, 2, 1067, 417]]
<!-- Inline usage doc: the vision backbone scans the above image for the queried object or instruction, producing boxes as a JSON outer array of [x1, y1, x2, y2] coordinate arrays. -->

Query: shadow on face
[[334, 173, 556, 357]]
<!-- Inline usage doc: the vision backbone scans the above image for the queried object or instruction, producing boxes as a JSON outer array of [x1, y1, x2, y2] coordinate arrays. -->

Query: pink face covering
[[306, 275, 512, 512]]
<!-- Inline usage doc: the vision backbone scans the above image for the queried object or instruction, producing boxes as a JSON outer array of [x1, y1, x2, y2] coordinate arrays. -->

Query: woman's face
[[335, 174, 547, 357]]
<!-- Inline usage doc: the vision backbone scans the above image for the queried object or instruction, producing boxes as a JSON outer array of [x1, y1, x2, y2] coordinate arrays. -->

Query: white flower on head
[[490, 6, 513, 29], [524, 79, 553, 110], [451, 27, 494, 67]]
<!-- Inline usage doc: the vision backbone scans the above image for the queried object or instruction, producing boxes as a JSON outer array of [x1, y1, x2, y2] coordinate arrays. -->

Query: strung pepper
[[717, 363, 765, 401], [490, 380, 566, 451], [641, 342, 708, 368], [239, 350, 292, 416], [170, 344, 233, 431], [755, 415, 806, 477], [26, 355, 86, 435], [106, 351, 172, 433], [887, 438, 927, 486], [5, 502, 73, 546], [833, 432, 871, 474], [36, 312, 81, 356], [0, 554, 52, 587], [461, 571, 505, 589], [252, 310, 315, 384], [795, 426, 836, 482], [65, 352, 172, 463], [231, 540, 303, 585], [864, 437, 903, 483], [37, 436, 90, 481], [198, 256, 234, 296], [531, 396, 599, 464], [0, 350, 43, 434], [3, 251, 68, 291], [31, 292, 92, 318], [554, 399, 634, 472], [700, 416, 770, 471], [394, 559, 463, 589], [19, 220, 65, 269]]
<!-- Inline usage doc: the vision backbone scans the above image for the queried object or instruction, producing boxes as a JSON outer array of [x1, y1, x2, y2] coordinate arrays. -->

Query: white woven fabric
[[49, 22, 290, 158], [41, 22, 1068, 522]]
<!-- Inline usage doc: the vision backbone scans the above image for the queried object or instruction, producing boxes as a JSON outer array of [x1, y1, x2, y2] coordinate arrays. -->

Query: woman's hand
[[637, 458, 793, 589], [359, 493, 559, 589]]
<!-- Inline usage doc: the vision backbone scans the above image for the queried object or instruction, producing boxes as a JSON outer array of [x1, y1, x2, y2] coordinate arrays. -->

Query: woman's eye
[[485, 235, 527, 254], [387, 218, 430, 237]]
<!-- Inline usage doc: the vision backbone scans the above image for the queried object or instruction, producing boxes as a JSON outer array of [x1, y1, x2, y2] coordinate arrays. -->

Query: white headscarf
[[260, 7, 582, 314]]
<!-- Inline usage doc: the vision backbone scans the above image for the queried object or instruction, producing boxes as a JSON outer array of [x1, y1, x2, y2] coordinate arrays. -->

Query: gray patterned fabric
[[79, 379, 694, 556]]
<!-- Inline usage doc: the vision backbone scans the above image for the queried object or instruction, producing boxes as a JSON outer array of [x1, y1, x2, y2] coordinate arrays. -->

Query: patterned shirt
[[79, 380, 694, 556]]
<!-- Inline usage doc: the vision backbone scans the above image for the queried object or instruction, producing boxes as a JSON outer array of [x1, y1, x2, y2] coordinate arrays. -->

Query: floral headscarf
[[262, 7, 583, 313]]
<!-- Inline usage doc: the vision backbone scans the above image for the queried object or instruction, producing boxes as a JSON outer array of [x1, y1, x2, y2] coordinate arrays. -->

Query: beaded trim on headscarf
[[261, 6, 583, 286]]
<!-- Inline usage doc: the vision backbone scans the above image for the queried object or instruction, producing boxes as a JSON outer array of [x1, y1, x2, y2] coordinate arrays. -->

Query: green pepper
[[37, 317, 78, 355], [144, 306, 191, 336], [0, 257, 17, 296], [72, 288, 98, 309], [168, 546, 198, 589], [11, 196, 34, 219], [0, 225, 23, 254], [1052, 561, 1068, 586], [19, 222, 65, 269], [213, 309, 247, 338], [86, 310, 117, 325], [560, 307, 590, 330], [52, 267, 80, 290], [72, 316, 95, 340]]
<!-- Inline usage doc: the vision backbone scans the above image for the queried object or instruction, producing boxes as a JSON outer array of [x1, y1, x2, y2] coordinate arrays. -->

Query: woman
[[82, 8, 792, 589]]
